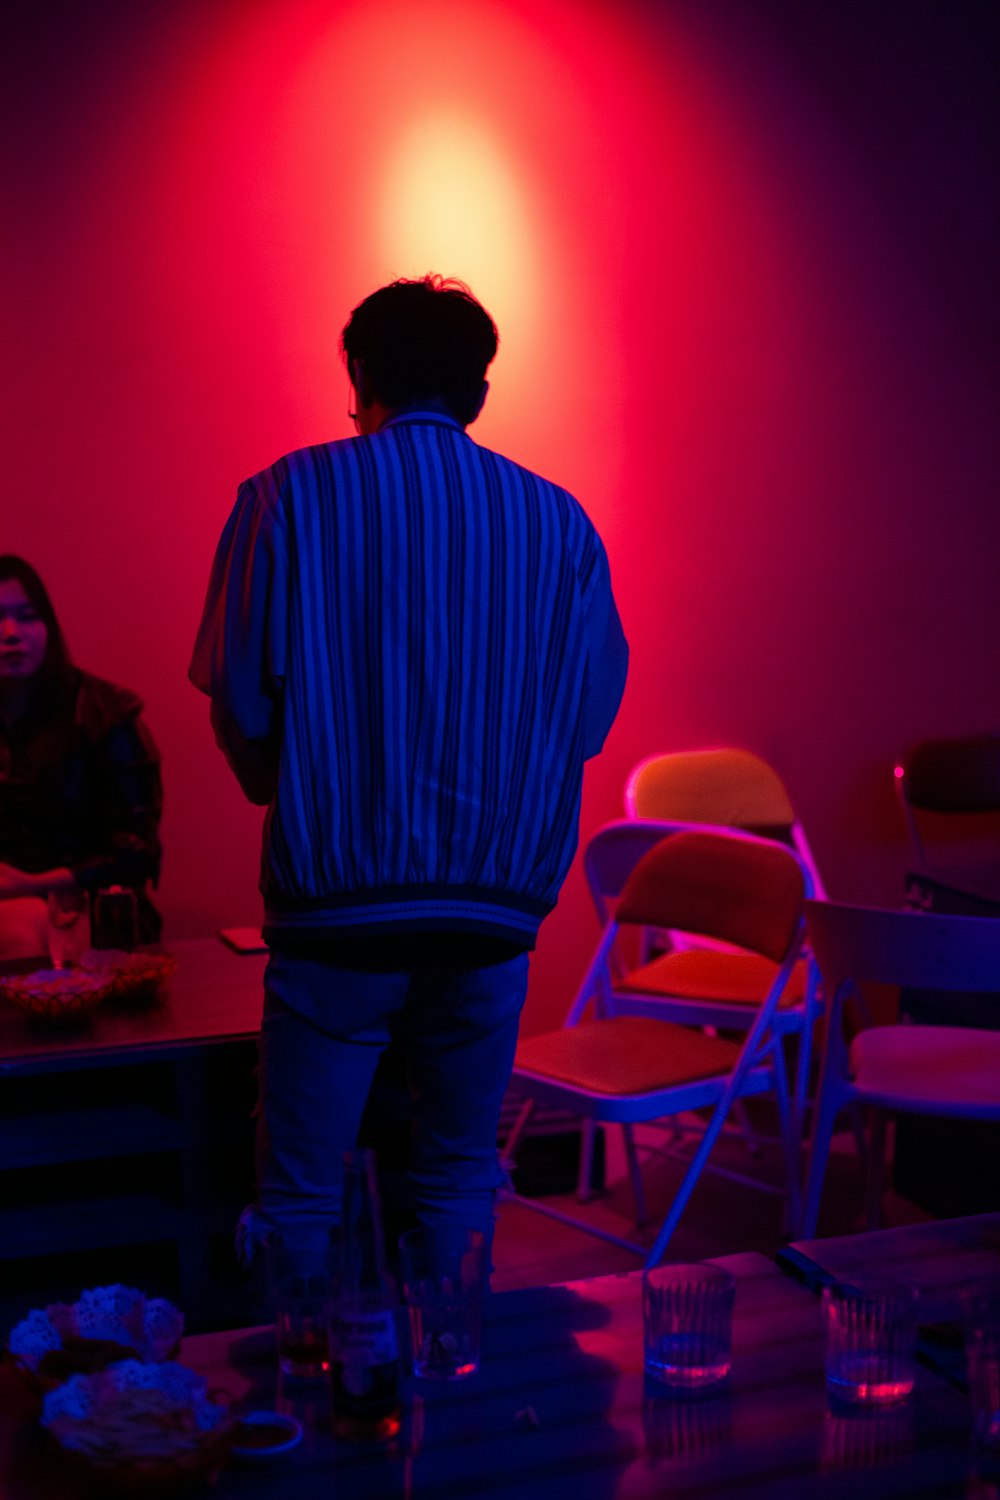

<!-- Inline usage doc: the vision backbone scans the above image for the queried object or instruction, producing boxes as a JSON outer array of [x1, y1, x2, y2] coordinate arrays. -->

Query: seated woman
[[0, 555, 163, 960]]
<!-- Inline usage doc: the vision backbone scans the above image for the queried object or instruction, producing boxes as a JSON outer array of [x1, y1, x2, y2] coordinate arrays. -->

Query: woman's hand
[[0, 863, 75, 900], [0, 862, 35, 899]]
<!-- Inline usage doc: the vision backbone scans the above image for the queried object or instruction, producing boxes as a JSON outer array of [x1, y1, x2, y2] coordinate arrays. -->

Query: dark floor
[[490, 1115, 933, 1292]]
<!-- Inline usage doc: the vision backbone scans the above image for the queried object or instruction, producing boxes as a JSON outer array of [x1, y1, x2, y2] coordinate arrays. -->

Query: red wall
[[5, 0, 998, 1030]]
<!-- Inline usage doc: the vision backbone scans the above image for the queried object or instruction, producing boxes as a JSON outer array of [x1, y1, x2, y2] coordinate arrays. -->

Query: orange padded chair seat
[[619, 950, 810, 1010], [514, 1015, 741, 1097]]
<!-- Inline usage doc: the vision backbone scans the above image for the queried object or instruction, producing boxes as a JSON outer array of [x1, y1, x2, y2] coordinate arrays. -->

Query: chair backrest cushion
[[904, 735, 1000, 813], [616, 831, 804, 961], [626, 748, 795, 833]]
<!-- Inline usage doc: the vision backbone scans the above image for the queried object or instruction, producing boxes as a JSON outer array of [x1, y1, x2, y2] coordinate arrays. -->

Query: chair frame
[[584, 819, 821, 1147], [623, 749, 827, 1139], [799, 898, 1000, 1239], [504, 832, 807, 1268]]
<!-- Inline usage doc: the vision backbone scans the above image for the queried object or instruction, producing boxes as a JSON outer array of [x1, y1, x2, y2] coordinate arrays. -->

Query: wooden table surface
[[0, 938, 266, 1073], [780, 1213, 1000, 1326], [3, 1250, 991, 1500], [779, 1212, 1000, 1394]]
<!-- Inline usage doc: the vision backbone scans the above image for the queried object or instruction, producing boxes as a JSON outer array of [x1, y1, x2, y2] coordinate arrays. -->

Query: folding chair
[[584, 821, 817, 1155], [799, 899, 1000, 1238], [895, 734, 1000, 871], [579, 818, 817, 1109], [894, 735, 1000, 928], [621, 750, 825, 1137], [583, 818, 691, 985], [625, 747, 826, 898], [503, 831, 806, 1268]]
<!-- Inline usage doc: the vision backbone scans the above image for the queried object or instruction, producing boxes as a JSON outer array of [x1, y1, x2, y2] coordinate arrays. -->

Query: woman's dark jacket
[[0, 669, 163, 941]]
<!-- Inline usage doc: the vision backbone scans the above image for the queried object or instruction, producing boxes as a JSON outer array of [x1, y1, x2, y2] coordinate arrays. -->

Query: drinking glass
[[92, 886, 138, 951], [275, 1276, 329, 1378], [398, 1227, 486, 1380], [266, 1233, 330, 1378], [46, 890, 90, 968], [822, 1280, 918, 1406], [642, 1262, 735, 1390]]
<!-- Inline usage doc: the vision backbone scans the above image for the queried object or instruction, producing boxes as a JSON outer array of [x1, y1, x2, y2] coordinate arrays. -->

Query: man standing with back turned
[[189, 275, 628, 1273]]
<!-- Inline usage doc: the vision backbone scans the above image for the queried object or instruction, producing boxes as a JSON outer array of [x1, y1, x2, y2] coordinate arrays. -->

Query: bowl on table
[[230, 1410, 303, 1461]]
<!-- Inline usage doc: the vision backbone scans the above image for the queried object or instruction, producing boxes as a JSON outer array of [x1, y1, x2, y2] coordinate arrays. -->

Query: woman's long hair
[[0, 554, 75, 712]]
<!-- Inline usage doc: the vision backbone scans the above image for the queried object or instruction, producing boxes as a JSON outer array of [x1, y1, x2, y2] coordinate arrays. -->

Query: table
[[780, 1212, 1000, 1391], [0, 940, 266, 1331], [0, 938, 266, 1071], [2, 1252, 991, 1499], [779, 1212, 1000, 1325]]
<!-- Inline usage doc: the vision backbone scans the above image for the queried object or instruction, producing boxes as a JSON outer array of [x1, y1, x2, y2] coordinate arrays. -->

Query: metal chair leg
[[501, 1098, 535, 1165], [865, 1108, 887, 1230], [622, 1124, 649, 1226], [576, 1119, 598, 1202], [799, 1074, 844, 1239], [643, 1100, 734, 1268], [770, 1039, 801, 1236], [706, 1023, 760, 1157]]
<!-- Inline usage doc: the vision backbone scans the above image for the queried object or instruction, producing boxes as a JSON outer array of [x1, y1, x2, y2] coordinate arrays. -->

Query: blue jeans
[[247, 950, 529, 1270]]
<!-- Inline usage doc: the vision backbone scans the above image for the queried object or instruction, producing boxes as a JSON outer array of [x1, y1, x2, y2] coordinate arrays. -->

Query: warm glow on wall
[[378, 112, 537, 339], [9, 0, 995, 1011]]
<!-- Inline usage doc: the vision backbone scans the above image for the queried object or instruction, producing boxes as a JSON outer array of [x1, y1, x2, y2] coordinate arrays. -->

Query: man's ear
[[350, 359, 373, 408], [466, 380, 489, 425]]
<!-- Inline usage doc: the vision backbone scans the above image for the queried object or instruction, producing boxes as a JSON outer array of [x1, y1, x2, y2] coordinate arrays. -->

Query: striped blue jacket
[[190, 412, 628, 947]]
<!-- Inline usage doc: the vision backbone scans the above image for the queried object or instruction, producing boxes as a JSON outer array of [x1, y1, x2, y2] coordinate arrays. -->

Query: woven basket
[[42, 1362, 232, 1497], [81, 949, 178, 1003], [50, 1427, 233, 1497], [0, 967, 115, 1022]]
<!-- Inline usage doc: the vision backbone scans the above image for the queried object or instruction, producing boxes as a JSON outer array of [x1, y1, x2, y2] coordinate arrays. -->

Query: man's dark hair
[[341, 275, 498, 426]]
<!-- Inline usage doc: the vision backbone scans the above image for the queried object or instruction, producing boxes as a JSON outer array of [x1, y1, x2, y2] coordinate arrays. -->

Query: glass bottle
[[92, 886, 138, 951], [328, 1148, 401, 1440]]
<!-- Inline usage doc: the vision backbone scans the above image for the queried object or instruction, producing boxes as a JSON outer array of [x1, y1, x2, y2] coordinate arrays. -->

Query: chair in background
[[624, 747, 826, 898], [583, 819, 691, 979], [502, 831, 806, 1267], [892, 736, 1000, 1217], [798, 899, 1000, 1238], [583, 821, 818, 1154], [894, 733, 1000, 903], [621, 747, 825, 1137]]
